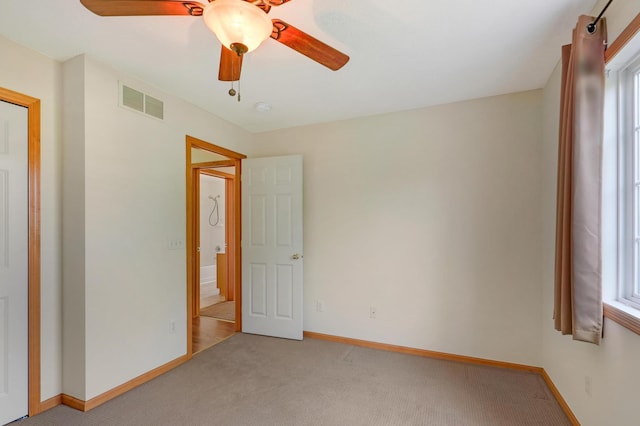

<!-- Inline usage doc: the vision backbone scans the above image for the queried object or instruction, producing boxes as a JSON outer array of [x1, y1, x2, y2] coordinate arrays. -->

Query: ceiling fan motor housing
[[203, 0, 273, 54], [230, 42, 249, 56]]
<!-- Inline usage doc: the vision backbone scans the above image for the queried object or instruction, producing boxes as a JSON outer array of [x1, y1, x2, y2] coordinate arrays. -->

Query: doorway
[[198, 170, 233, 309], [0, 88, 42, 417], [186, 136, 245, 355]]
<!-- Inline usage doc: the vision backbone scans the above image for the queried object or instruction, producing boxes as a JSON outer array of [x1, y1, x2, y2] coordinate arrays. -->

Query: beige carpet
[[200, 301, 235, 322], [17, 333, 571, 425]]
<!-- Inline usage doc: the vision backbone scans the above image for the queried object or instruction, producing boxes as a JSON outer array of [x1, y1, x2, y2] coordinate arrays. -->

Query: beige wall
[[0, 36, 63, 400], [60, 54, 254, 400], [539, 1, 640, 424], [61, 55, 87, 398], [1, 35, 258, 400], [249, 90, 544, 366]]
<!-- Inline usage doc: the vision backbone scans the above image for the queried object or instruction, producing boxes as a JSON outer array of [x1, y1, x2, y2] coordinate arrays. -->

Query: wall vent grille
[[145, 95, 164, 120], [120, 83, 164, 120]]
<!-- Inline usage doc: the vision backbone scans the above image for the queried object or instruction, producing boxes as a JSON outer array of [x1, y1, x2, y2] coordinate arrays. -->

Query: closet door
[[0, 100, 29, 424]]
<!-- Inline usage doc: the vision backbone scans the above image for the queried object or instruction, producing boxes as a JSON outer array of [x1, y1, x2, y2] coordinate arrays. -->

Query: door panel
[[242, 155, 303, 340], [0, 100, 29, 424], [250, 195, 266, 246], [275, 264, 293, 319], [249, 263, 267, 317], [276, 195, 292, 246]]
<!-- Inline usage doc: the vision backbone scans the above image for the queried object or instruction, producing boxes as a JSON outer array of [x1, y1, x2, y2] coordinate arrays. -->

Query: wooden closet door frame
[[0, 87, 42, 416]]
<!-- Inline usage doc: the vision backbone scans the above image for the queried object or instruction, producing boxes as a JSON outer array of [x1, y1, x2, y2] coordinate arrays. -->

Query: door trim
[[0, 87, 42, 416], [185, 135, 245, 357]]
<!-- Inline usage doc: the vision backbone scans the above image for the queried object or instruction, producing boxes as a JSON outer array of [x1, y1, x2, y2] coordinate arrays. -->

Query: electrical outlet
[[316, 300, 324, 312], [369, 306, 377, 319], [584, 376, 592, 397]]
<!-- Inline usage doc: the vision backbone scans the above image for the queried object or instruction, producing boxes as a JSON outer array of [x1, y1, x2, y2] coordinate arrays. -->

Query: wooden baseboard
[[303, 331, 580, 425], [61, 394, 85, 411], [62, 354, 190, 412], [304, 331, 541, 372], [34, 394, 62, 414], [539, 369, 581, 426]]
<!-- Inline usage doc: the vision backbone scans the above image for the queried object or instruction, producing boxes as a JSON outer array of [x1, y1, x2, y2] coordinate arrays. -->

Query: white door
[[242, 155, 303, 340], [0, 101, 29, 424]]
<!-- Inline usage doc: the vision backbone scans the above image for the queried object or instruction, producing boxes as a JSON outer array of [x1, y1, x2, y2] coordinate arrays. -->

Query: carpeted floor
[[200, 301, 235, 322], [17, 333, 571, 425]]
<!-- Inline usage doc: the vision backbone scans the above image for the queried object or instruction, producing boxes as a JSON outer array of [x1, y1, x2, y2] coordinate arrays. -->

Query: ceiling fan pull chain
[[228, 80, 237, 97], [238, 78, 241, 102]]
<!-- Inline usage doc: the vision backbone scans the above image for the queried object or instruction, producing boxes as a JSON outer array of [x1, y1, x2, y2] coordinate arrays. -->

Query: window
[[603, 25, 640, 334], [600, 15, 640, 334], [618, 55, 640, 310]]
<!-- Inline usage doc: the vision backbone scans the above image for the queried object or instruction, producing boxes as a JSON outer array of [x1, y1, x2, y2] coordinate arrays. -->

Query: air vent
[[120, 83, 164, 120], [145, 95, 164, 120], [122, 85, 144, 112]]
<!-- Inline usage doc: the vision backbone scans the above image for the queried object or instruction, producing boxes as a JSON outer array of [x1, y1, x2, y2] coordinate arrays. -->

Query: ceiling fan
[[80, 0, 350, 84]]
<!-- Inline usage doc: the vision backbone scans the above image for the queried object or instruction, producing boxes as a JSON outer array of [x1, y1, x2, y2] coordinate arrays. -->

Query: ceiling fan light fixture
[[203, 0, 273, 55]]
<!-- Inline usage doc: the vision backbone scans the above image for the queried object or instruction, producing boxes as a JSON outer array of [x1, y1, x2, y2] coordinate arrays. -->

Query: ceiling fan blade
[[263, 0, 294, 6], [80, 0, 206, 16], [218, 46, 243, 82], [270, 19, 349, 71], [252, 1, 271, 14], [245, 0, 294, 13]]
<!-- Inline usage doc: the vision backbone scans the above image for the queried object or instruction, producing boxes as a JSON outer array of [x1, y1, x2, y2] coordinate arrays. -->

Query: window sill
[[603, 301, 640, 336]]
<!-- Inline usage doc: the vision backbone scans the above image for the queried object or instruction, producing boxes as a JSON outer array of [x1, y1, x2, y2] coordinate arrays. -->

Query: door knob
[[292, 253, 302, 260]]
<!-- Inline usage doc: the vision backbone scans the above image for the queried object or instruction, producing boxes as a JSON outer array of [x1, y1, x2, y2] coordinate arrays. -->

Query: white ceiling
[[0, 0, 598, 133]]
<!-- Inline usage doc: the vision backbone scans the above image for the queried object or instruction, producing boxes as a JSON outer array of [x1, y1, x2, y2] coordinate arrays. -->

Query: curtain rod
[[587, 0, 613, 34]]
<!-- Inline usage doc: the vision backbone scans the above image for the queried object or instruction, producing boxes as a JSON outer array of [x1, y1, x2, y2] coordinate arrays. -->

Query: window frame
[[602, 13, 640, 336], [618, 54, 640, 309]]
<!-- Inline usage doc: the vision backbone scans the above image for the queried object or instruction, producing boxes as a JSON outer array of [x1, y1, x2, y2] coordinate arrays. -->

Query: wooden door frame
[[0, 87, 42, 416], [185, 135, 245, 357]]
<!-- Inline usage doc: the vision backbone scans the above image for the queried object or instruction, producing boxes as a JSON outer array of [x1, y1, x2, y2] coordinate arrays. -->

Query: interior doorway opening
[[196, 169, 235, 312], [198, 172, 227, 310], [186, 136, 245, 355], [0, 88, 42, 417]]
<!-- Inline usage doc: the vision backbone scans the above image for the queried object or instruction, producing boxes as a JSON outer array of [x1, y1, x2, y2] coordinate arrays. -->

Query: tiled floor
[[200, 283, 223, 309]]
